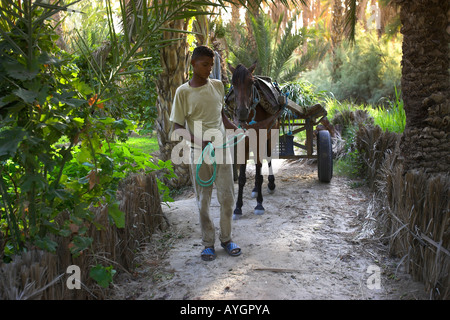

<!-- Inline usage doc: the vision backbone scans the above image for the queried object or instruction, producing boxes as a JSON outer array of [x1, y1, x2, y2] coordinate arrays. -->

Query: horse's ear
[[228, 63, 235, 74], [248, 61, 257, 73]]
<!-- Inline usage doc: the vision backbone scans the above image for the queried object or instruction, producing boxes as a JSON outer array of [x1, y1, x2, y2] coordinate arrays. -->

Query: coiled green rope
[[196, 132, 246, 187]]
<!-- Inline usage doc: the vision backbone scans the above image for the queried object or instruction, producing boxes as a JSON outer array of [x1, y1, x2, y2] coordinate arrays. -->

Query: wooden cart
[[277, 98, 333, 183]]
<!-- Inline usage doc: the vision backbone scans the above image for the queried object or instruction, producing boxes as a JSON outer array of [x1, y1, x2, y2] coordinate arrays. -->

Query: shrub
[[303, 27, 402, 105]]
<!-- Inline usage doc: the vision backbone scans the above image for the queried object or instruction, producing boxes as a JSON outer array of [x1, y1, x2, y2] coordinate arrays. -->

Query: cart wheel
[[317, 130, 333, 183]]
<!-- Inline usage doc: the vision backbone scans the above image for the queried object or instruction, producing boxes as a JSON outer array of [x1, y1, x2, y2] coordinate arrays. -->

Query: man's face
[[191, 56, 214, 80]]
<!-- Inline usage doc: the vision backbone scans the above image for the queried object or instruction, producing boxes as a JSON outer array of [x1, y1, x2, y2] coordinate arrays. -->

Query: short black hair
[[191, 45, 215, 60]]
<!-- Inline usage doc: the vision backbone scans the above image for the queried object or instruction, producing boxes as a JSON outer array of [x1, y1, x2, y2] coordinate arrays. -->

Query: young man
[[170, 45, 241, 261]]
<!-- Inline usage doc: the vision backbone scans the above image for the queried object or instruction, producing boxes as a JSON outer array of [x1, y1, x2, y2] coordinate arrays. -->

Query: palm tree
[[230, 1, 243, 44], [155, 18, 192, 187], [57, 0, 220, 188], [342, 0, 449, 299], [227, 9, 327, 83], [395, 0, 449, 175]]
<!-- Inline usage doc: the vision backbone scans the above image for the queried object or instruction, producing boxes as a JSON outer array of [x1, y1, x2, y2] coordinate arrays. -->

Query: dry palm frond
[[355, 124, 449, 300], [0, 250, 63, 300]]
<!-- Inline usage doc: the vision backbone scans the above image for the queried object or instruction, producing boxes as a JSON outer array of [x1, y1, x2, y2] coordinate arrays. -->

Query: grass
[[369, 88, 405, 133], [333, 148, 366, 180], [324, 89, 405, 134], [54, 133, 159, 156], [123, 134, 159, 155]]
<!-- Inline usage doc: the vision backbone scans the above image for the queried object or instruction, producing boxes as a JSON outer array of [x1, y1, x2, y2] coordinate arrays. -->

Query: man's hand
[[202, 140, 209, 150], [202, 140, 213, 151], [222, 109, 239, 130]]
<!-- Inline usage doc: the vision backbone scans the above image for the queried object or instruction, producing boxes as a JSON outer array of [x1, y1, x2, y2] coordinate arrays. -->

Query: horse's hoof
[[254, 204, 265, 215], [251, 191, 258, 198], [233, 208, 242, 220], [267, 187, 275, 194]]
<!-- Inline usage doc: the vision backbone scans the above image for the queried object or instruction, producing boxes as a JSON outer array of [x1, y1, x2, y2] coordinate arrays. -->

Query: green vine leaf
[[0, 127, 26, 159], [13, 88, 39, 104], [108, 202, 125, 228], [89, 264, 116, 288]]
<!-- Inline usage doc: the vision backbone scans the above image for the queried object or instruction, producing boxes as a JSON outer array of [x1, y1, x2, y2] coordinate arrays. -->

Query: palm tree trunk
[[331, 0, 344, 81], [50, 0, 67, 51], [398, 0, 449, 174], [156, 19, 192, 187], [245, 0, 262, 55], [230, 2, 242, 47]]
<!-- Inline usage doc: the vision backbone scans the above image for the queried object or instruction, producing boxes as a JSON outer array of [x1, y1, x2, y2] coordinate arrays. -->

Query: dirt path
[[111, 159, 427, 300]]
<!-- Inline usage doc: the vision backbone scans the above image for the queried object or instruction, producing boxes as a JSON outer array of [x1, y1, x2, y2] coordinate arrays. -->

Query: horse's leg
[[251, 151, 259, 198], [233, 163, 247, 220], [266, 136, 275, 194], [254, 162, 265, 215], [252, 135, 263, 199], [251, 176, 260, 199], [267, 160, 276, 194], [252, 162, 273, 196]]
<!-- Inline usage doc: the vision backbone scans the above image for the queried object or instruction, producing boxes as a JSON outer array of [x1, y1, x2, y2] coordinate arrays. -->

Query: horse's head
[[228, 62, 257, 125]]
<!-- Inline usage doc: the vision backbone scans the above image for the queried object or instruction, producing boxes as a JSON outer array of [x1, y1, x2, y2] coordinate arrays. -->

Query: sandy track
[[111, 159, 427, 300]]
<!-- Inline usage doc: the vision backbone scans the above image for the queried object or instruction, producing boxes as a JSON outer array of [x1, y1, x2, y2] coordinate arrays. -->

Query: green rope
[[196, 132, 246, 187]]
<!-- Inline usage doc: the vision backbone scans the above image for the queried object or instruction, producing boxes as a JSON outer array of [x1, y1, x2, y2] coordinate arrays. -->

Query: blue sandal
[[201, 247, 216, 261], [221, 241, 241, 257]]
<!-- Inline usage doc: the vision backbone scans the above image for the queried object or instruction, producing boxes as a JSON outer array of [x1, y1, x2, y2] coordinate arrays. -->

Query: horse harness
[[224, 76, 288, 128]]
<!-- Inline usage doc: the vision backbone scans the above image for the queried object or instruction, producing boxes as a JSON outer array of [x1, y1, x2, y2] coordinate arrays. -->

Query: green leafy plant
[[334, 143, 366, 179], [0, 0, 177, 265], [89, 264, 116, 288], [60, 1, 110, 54], [281, 80, 327, 108], [1, 0, 89, 255]]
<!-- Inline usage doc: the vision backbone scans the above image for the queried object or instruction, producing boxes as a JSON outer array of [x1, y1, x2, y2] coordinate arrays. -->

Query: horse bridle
[[247, 84, 261, 125], [229, 83, 261, 126]]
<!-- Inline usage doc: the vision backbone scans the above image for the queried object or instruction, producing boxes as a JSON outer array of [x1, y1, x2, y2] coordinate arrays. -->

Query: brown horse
[[227, 62, 285, 220]]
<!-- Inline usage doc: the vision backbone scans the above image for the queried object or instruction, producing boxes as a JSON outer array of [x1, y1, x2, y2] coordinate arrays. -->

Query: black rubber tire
[[317, 130, 333, 183]]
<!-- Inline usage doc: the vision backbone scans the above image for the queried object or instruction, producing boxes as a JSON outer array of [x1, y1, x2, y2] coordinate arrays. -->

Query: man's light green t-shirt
[[170, 79, 226, 148]]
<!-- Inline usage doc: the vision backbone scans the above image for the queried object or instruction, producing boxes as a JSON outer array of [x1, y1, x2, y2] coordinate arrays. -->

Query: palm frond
[[271, 17, 303, 79], [251, 12, 273, 75], [343, 0, 357, 43], [283, 39, 329, 83], [0, 0, 83, 65], [226, 4, 327, 82], [226, 0, 308, 11]]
